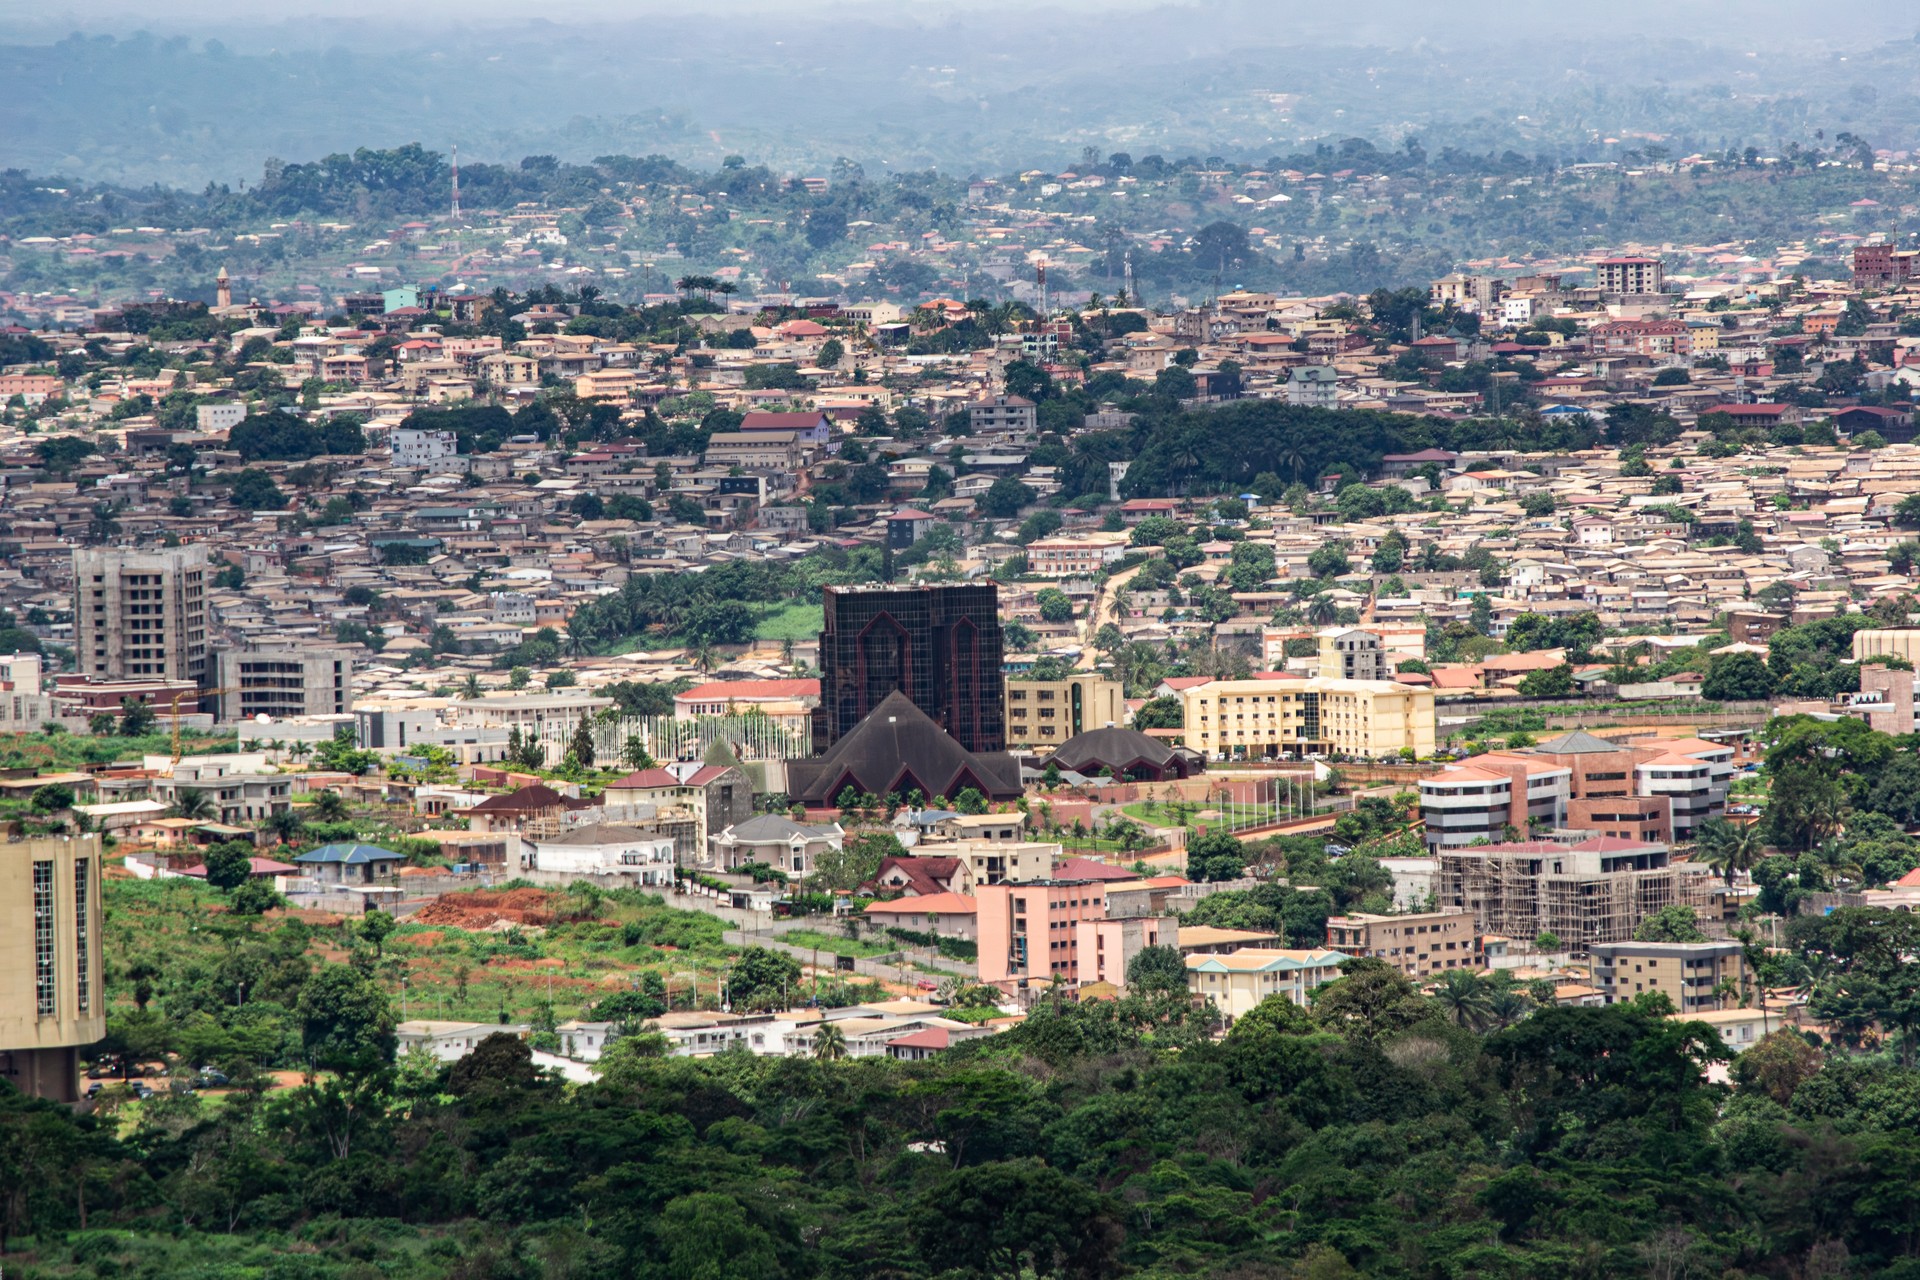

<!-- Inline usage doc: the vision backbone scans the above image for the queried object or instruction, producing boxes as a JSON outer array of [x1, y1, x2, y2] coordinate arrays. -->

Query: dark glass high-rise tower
[[811, 583, 1005, 755]]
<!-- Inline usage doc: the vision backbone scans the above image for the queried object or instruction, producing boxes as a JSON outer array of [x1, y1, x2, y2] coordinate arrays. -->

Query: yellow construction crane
[[171, 686, 239, 762]]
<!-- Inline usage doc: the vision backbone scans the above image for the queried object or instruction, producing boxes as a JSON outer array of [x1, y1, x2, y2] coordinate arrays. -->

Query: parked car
[[195, 1067, 230, 1087]]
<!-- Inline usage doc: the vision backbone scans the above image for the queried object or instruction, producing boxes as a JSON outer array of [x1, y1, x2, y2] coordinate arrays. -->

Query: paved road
[[667, 885, 967, 986], [719, 926, 953, 986]]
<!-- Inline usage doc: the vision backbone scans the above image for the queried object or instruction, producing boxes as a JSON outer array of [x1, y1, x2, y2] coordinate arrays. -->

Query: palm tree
[[1484, 984, 1533, 1030], [312, 790, 350, 823], [462, 674, 483, 700], [1305, 595, 1339, 627], [811, 1023, 847, 1062], [90, 502, 123, 542], [167, 787, 216, 821], [1432, 969, 1493, 1030], [1809, 793, 1850, 853], [1816, 839, 1864, 888], [1694, 818, 1765, 888], [692, 643, 718, 675], [261, 808, 305, 845]]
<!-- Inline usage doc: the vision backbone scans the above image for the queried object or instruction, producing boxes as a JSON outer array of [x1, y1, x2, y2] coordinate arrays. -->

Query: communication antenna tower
[[450, 145, 463, 224], [1123, 250, 1135, 306], [1037, 262, 1048, 320]]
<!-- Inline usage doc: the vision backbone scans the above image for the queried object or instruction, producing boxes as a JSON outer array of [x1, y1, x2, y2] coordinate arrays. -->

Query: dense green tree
[[1702, 650, 1775, 701], [1186, 830, 1248, 882], [980, 477, 1036, 518], [1633, 904, 1710, 942], [296, 965, 396, 1074], [1124, 944, 1188, 998], [203, 841, 254, 891], [726, 946, 802, 1010]]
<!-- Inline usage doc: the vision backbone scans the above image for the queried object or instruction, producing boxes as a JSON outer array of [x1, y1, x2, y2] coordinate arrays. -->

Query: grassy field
[[751, 601, 824, 641], [0, 728, 239, 770], [103, 875, 746, 1026], [595, 601, 823, 655]]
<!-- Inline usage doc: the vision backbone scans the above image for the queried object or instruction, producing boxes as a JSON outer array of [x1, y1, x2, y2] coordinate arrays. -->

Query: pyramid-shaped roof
[[788, 690, 1022, 806], [1531, 730, 1630, 755]]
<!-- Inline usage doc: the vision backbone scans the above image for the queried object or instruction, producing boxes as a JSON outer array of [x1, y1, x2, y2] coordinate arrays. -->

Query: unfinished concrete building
[[1436, 836, 1720, 952]]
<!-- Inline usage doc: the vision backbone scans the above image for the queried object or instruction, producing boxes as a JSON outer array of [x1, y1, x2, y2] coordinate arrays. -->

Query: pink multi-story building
[[976, 881, 1175, 990]]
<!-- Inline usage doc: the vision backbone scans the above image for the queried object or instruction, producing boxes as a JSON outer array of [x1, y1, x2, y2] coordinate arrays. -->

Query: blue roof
[[295, 842, 403, 865]]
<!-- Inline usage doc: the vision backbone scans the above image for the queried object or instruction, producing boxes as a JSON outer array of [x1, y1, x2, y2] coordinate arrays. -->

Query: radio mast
[[450, 145, 463, 225]]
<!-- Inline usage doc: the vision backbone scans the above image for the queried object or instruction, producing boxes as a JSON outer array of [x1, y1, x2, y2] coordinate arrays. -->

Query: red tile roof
[[740, 411, 828, 430], [1053, 857, 1144, 881], [176, 855, 298, 878], [869, 856, 964, 897], [467, 783, 568, 812], [887, 1027, 953, 1050]]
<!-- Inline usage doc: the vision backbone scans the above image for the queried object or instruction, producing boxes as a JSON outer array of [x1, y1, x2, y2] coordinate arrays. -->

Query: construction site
[[1436, 837, 1727, 952]]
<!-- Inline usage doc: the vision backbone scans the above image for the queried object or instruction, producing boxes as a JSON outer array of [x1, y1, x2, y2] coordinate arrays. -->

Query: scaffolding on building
[[1439, 846, 1721, 952]]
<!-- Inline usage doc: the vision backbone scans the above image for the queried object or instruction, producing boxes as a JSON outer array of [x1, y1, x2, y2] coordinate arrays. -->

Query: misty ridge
[[7, 0, 1920, 187]]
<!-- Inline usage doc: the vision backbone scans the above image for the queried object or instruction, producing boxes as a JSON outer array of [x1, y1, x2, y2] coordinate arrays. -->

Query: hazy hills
[[6, 2, 1920, 186]]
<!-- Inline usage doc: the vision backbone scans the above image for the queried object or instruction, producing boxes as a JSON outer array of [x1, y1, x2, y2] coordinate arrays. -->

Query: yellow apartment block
[[1, 834, 106, 1102], [1003, 674, 1125, 750], [1185, 948, 1352, 1020], [1179, 677, 1437, 760]]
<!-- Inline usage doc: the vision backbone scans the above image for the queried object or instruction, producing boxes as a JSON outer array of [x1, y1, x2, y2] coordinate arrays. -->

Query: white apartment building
[[393, 427, 460, 469]]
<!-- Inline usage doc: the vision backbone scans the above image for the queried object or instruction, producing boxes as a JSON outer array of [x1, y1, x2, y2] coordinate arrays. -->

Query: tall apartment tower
[[0, 835, 106, 1102], [1596, 255, 1665, 296], [812, 583, 1006, 755], [73, 545, 212, 683]]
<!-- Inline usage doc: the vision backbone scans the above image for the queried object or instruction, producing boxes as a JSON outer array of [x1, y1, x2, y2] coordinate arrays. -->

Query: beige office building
[[1325, 909, 1481, 979], [1003, 673, 1125, 749], [1180, 677, 1436, 760], [1853, 629, 1920, 667], [1589, 939, 1746, 1014], [73, 545, 212, 683], [215, 640, 356, 721], [1, 835, 105, 1102]]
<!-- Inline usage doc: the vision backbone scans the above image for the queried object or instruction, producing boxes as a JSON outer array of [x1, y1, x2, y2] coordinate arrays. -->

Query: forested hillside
[[8, 953, 1920, 1279]]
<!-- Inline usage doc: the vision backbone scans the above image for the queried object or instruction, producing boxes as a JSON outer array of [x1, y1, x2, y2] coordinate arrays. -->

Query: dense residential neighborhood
[[16, 18, 1920, 1274]]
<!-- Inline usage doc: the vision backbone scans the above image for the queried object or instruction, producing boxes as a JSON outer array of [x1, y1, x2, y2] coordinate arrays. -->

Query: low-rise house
[[295, 842, 406, 885], [861, 891, 978, 940], [1185, 948, 1351, 1020], [708, 814, 844, 876], [398, 1021, 530, 1062], [525, 823, 677, 886]]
